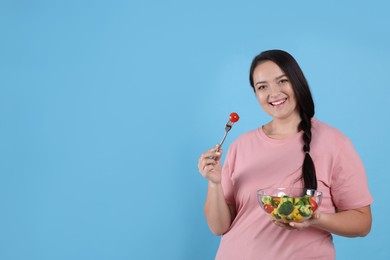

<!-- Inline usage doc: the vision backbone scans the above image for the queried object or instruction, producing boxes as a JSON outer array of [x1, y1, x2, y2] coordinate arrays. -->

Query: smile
[[270, 98, 287, 106]]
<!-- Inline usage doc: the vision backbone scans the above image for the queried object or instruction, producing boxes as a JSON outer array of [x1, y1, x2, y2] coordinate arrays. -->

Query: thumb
[[214, 149, 223, 161]]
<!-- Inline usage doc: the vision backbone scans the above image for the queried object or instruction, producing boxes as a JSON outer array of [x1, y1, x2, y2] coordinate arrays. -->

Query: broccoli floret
[[262, 196, 273, 205], [281, 195, 294, 204], [278, 201, 294, 215], [295, 199, 304, 207], [298, 205, 313, 217], [301, 195, 311, 205]]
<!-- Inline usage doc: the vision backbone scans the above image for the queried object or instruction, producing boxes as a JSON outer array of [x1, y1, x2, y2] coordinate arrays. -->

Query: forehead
[[253, 61, 285, 82]]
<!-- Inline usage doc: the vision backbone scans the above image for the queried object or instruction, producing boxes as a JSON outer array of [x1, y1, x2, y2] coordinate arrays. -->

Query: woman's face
[[252, 61, 299, 121]]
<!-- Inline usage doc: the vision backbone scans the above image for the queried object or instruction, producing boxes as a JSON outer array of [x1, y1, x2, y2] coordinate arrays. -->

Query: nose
[[269, 82, 282, 97]]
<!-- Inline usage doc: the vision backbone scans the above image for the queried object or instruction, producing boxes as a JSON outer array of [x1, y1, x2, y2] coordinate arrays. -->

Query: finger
[[289, 222, 298, 229], [200, 152, 221, 162], [208, 151, 222, 160], [199, 156, 219, 169], [289, 221, 309, 231], [200, 165, 217, 178], [199, 151, 215, 160], [205, 145, 219, 154], [205, 145, 223, 156], [200, 161, 215, 173], [199, 155, 218, 166], [203, 164, 216, 173], [213, 145, 223, 155], [312, 212, 320, 220], [198, 154, 211, 168]]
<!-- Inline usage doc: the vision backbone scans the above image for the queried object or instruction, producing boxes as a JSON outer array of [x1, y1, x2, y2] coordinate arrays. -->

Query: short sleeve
[[221, 146, 236, 205], [331, 138, 374, 210]]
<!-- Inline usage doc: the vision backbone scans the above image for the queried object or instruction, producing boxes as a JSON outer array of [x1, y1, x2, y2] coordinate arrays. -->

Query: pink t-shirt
[[216, 119, 373, 260]]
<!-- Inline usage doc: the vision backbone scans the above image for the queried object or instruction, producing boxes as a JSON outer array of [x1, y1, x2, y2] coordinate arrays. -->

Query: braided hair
[[249, 50, 317, 190]]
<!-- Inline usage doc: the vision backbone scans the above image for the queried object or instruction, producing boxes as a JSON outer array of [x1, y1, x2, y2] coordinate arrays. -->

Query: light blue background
[[1, 0, 389, 259]]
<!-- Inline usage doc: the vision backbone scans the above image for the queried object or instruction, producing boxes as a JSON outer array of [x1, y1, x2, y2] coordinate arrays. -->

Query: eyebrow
[[255, 74, 287, 86], [275, 74, 287, 80]]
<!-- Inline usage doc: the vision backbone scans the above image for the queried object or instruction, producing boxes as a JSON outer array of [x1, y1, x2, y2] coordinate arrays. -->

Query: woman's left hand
[[273, 213, 320, 231]]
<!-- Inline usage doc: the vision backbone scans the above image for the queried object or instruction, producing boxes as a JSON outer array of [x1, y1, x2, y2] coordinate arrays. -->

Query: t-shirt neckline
[[257, 126, 303, 144]]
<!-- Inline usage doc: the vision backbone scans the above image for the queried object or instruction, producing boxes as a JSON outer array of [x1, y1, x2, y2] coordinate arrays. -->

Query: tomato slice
[[229, 112, 239, 123], [264, 204, 274, 214], [310, 197, 318, 211]]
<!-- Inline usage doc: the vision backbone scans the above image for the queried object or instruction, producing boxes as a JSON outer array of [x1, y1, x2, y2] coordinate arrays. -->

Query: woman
[[198, 50, 373, 259]]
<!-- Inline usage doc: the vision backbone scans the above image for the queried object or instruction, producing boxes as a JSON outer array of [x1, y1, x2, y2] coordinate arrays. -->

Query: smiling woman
[[197, 50, 373, 260]]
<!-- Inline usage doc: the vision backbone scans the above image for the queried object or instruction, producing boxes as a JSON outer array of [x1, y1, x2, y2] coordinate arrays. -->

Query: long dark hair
[[249, 50, 317, 190]]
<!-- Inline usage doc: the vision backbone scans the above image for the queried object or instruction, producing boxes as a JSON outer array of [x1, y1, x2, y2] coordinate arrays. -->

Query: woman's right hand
[[198, 145, 223, 185]]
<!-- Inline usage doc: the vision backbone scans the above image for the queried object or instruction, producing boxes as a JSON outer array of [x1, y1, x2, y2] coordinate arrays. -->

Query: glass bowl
[[257, 187, 322, 223]]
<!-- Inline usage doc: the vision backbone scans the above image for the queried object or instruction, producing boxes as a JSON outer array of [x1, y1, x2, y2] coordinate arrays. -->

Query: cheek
[[256, 92, 266, 101], [288, 93, 298, 105], [256, 94, 269, 107]]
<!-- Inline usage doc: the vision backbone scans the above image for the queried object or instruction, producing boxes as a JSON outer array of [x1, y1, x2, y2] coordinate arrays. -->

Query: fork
[[216, 120, 235, 152], [209, 120, 236, 159]]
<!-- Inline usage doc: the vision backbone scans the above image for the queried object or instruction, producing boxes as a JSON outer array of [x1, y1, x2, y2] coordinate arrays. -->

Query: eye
[[256, 85, 267, 91], [279, 78, 289, 85]]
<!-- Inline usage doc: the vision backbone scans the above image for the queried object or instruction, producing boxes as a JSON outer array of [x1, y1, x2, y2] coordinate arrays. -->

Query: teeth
[[271, 99, 286, 106]]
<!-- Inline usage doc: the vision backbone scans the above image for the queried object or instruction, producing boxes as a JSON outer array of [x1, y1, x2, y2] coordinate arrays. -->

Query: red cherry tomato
[[264, 204, 274, 214], [310, 197, 318, 211], [229, 112, 239, 123]]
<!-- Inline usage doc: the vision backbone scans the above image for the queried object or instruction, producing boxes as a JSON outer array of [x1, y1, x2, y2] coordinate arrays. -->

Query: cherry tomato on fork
[[230, 112, 240, 123]]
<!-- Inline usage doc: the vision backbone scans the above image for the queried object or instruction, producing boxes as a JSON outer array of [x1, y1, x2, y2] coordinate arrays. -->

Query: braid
[[299, 113, 317, 190]]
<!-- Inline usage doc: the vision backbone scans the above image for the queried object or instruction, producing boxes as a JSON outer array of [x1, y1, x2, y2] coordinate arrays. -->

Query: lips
[[270, 98, 287, 106]]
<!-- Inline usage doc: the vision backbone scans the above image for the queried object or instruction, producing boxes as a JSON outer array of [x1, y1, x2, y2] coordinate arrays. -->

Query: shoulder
[[310, 118, 359, 159], [232, 127, 260, 144], [227, 127, 260, 152], [311, 118, 348, 143]]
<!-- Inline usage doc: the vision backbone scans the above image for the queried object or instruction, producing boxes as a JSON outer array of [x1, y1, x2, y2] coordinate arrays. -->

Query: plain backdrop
[[1, 0, 389, 259]]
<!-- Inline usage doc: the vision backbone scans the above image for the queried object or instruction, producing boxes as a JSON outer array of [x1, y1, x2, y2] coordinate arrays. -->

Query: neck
[[263, 114, 301, 139]]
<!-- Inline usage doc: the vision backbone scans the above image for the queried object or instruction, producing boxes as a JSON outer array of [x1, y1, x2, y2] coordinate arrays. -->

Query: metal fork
[[216, 120, 235, 152], [210, 120, 235, 159]]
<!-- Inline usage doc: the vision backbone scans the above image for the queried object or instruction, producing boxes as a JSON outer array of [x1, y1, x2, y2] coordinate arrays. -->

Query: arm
[[287, 134, 373, 237], [301, 137, 373, 237], [204, 182, 236, 235], [198, 146, 236, 235], [289, 205, 372, 237]]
